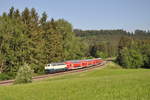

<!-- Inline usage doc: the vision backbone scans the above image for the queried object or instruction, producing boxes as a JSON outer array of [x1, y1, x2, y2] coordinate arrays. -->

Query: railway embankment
[[0, 61, 108, 86], [0, 61, 150, 100]]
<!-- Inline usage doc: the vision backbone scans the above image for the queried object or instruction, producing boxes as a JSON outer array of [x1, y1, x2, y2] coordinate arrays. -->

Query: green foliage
[[128, 49, 143, 68], [118, 48, 143, 68], [0, 72, 15, 80], [81, 56, 95, 59], [55, 19, 88, 60], [96, 51, 107, 58], [14, 64, 33, 84], [0, 73, 11, 80], [75, 29, 150, 64], [117, 48, 130, 68], [74, 29, 128, 58], [0, 7, 87, 75], [0, 16, 30, 73], [117, 36, 149, 68], [40, 12, 47, 25], [0, 7, 150, 76]]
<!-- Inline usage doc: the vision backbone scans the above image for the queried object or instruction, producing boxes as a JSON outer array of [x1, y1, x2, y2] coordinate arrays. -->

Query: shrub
[[117, 48, 144, 68], [14, 64, 33, 84], [0, 73, 10, 81], [96, 51, 107, 59]]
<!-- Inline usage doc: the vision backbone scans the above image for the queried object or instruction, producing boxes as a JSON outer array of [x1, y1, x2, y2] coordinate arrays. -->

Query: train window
[[51, 63, 65, 66], [57, 63, 62, 65], [51, 64, 57, 66], [47, 64, 51, 66]]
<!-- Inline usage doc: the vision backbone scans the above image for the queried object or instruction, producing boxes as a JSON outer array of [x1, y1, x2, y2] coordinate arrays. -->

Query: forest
[[75, 29, 150, 68], [0, 7, 87, 76], [0, 7, 150, 79]]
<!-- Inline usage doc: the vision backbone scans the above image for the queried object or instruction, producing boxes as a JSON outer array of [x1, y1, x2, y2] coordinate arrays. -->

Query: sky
[[0, 0, 150, 32]]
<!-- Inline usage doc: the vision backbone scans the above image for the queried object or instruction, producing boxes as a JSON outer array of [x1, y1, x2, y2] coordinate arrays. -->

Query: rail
[[0, 61, 107, 86]]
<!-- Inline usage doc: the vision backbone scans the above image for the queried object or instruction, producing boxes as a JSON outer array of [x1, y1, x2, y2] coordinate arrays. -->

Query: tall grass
[[0, 62, 150, 100]]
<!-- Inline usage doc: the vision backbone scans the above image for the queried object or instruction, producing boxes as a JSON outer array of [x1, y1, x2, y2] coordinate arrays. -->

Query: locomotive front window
[[47, 64, 51, 66], [51, 64, 57, 66], [51, 63, 65, 66]]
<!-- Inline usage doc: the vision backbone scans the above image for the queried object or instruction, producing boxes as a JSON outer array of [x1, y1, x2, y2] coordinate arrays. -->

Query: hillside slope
[[0, 62, 150, 100]]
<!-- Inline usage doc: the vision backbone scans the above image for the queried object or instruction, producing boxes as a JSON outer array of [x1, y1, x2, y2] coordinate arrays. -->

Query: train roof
[[47, 58, 102, 64], [46, 62, 65, 66], [65, 58, 101, 62], [66, 60, 82, 62]]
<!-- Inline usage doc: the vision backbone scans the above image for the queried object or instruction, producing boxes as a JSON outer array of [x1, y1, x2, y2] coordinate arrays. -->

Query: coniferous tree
[[22, 8, 30, 25], [0, 7, 150, 77], [40, 12, 47, 25], [8, 6, 15, 18], [14, 9, 20, 19]]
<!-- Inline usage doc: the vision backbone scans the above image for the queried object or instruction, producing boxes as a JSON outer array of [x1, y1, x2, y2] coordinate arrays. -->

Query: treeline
[[0, 7, 87, 75], [117, 36, 150, 68], [74, 29, 129, 58], [75, 29, 150, 68], [0, 7, 150, 78]]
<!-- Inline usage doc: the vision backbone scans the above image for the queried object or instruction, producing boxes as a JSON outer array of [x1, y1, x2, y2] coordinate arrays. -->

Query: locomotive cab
[[45, 63, 67, 73], [45, 64, 54, 73]]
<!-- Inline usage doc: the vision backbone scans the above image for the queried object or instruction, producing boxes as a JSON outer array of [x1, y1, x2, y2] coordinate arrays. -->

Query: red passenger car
[[46, 58, 104, 73], [64, 58, 104, 70], [65, 60, 83, 69]]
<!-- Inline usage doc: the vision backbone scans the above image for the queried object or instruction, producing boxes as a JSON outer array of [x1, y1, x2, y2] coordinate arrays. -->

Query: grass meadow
[[0, 62, 150, 100]]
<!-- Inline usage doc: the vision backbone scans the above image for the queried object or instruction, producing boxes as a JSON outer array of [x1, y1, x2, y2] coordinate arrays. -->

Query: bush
[[0, 73, 11, 81], [14, 64, 33, 84], [96, 51, 107, 59], [0, 72, 16, 81], [117, 48, 144, 68]]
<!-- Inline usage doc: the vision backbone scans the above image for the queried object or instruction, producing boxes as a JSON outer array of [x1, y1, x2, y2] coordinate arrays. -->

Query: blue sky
[[0, 0, 150, 31]]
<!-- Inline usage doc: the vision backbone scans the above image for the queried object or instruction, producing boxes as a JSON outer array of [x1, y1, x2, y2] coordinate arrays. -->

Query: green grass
[[0, 62, 150, 100]]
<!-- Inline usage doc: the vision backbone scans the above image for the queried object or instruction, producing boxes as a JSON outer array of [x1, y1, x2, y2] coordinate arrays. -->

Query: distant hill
[[74, 29, 150, 58]]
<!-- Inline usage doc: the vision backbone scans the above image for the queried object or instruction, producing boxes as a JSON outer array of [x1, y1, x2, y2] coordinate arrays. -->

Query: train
[[45, 58, 104, 73]]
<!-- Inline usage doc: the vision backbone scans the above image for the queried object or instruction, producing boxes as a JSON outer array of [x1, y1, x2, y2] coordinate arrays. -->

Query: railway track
[[0, 61, 107, 86]]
